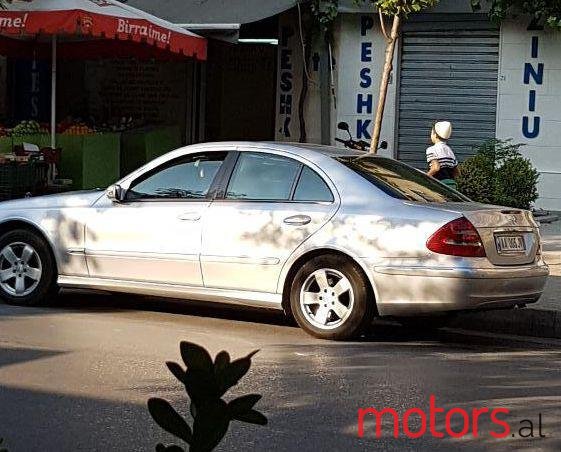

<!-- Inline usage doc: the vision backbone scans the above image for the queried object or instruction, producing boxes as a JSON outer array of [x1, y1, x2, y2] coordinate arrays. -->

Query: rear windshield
[[336, 156, 469, 203]]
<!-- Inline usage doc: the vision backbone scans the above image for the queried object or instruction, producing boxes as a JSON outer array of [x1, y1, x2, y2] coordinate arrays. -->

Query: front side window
[[127, 152, 226, 200], [337, 156, 468, 203], [226, 153, 301, 201]]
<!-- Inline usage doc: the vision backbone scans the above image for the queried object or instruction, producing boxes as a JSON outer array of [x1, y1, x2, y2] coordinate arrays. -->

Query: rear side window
[[294, 167, 334, 202], [226, 152, 301, 201], [337, 156, 468, 203]]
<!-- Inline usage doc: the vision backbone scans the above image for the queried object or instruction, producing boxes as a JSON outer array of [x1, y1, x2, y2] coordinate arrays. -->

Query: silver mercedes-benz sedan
[[0, 142, 549, 339]]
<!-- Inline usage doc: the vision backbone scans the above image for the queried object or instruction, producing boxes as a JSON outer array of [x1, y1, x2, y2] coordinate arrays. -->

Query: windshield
[[336, 156, 469, 203]]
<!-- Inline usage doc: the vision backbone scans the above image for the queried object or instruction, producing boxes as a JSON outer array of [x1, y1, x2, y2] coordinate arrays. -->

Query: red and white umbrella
[[0, 0, 207, 148]]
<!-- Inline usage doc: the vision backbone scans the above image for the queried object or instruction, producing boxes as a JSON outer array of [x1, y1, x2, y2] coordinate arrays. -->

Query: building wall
[[336, 13, 396, 158], [275, 9, 561, 210], [275, 9, 323, 143], [275, 10, 394, 158], [496, 19, 561, 211]]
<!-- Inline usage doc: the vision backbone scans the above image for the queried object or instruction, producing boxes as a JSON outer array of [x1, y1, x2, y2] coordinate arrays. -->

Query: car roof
[[193, 141, 367, 159]]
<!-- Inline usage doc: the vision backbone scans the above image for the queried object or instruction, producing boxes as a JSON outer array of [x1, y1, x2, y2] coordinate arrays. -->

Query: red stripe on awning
[[0, 9, 207, 60]]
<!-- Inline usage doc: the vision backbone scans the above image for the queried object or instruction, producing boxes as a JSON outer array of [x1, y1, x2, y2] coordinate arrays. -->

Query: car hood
[[0, 190, 104, 210]]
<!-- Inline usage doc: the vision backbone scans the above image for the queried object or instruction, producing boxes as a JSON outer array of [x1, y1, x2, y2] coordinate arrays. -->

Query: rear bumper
[[370, 261, 549, 317]]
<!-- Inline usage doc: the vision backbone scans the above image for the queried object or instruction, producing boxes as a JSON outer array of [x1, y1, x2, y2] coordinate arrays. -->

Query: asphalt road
[[1, 291, 560, 452]]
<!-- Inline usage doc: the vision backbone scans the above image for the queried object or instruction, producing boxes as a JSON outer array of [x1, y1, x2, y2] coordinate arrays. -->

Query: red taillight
[[427, 217, 486, 258]]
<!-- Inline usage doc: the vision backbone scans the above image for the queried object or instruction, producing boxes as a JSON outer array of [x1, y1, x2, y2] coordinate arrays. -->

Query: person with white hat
[[426, 121, 459, 189]]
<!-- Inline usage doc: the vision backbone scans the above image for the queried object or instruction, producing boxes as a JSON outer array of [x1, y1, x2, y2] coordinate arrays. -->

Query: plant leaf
[[227, 394, 262, 417], [184, 369, 219, 402], [147, 398, 193, 444], [162, 446, 185, 452], [214, 351, 230, 373], [191, 399, 230, 452], [217, 350, 259, 396], [166, 361, 185, 383], [232, 409, 268, 426], [180, 342, 214, 374]]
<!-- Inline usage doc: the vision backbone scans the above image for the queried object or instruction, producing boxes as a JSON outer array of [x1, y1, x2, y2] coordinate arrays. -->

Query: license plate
[[495, 235, 526, 254]]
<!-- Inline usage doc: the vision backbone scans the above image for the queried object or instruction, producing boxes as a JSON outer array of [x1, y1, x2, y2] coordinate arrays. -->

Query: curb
[[449, 308, 561, 340]]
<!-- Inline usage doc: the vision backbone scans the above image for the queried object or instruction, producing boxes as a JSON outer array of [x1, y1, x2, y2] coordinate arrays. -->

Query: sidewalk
[[449, 217, 561, 339]]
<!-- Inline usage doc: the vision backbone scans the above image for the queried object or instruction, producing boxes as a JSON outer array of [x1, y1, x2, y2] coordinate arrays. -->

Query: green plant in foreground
[[148, 342, 267, 452], [456, 139, 539, 210]]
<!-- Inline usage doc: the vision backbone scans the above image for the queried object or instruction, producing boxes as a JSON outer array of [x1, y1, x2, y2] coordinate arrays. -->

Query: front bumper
[[370, 260, 549, 317]]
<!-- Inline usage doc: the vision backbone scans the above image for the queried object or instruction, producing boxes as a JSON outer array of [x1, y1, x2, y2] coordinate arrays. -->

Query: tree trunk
[[298, 28, 312, 143], [370, 14, 401, 154]]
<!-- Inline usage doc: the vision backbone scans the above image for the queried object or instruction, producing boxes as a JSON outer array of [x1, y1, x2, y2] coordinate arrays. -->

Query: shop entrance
[[396, 14, 500, 168], [205, 19, 278, 141]]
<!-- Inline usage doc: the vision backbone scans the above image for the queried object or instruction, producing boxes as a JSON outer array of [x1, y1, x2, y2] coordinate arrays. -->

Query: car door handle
[[178, 212, 202, 221], [283, 215, 312, 226]]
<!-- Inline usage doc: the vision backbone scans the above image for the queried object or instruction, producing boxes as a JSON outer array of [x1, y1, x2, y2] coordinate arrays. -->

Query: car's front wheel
[[0, 229, 58, 306], [290, 254, 375, 340]]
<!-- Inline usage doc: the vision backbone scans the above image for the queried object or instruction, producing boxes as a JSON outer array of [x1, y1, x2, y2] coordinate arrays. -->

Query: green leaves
[[311, 0, 341, 32], [149, 342, 267, 452], [472, 0, 561, 30], [371, 0, 440, 17], [0, 437, 7, 452], [456, 139, 539, 209]]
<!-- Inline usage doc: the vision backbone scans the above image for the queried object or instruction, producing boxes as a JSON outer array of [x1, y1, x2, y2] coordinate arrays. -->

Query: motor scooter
[[335, 122, 388, 153]]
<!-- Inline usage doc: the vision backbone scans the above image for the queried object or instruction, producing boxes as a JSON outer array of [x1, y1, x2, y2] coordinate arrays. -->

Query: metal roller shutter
[[397, 14, 499, 169]]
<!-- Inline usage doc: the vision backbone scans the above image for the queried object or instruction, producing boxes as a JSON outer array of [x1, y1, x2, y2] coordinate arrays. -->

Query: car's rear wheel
[[290, 254, 374, 340], [0, 229, 58, 306]]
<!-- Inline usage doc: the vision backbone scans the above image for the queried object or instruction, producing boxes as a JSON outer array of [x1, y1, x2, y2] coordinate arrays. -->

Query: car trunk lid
[[415, 202, 540, 266]]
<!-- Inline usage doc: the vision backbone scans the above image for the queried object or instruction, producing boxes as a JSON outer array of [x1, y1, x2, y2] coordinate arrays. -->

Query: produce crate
[[0, 162, 47, 201], [121, 126, 182, 176], [58, 133, 121, 190], [0, 137, 12, 154]]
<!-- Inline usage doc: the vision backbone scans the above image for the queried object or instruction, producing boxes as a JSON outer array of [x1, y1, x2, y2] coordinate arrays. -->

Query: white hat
[[434, 121, 453, 140]]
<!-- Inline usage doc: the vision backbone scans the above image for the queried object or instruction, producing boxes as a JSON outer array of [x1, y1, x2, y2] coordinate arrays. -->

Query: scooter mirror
[[337, 122, 350, 132]]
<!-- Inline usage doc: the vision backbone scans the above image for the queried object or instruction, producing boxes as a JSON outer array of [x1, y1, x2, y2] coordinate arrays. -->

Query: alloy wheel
[[299, 268, 354, 330], [0, 242, 43, 297]]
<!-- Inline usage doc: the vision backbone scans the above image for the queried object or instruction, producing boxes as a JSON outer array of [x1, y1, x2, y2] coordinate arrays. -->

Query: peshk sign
[[523, 36, 542, 139], [356, 16, 375, 140], [277, 25, 295, 139]]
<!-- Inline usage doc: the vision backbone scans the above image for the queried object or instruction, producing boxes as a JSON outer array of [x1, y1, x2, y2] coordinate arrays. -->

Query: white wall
[[335, 13, 396, 158], [496, 19, 561, 211], [275, 10, 397, 155], [275, 10, 323, 143]]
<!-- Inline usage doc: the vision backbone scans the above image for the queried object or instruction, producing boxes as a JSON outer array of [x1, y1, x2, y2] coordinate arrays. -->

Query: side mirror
[[379, 140, 388, 150], [337, 122, 350, 132], [107, 184, 126, 203]]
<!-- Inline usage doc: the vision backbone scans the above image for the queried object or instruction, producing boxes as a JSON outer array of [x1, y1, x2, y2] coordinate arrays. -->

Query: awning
[[0, 0, 207, 59], [0, 0, 208, 150], [126, 0, 299, 25]]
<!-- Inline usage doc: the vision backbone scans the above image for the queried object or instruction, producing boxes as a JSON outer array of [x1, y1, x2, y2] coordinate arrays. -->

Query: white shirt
[[426, 142, 457, 169]]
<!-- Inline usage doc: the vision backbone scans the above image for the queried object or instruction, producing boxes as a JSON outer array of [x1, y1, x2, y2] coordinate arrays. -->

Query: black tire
[[290, 254, 375, 340], [0, 229, 58, 306]]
